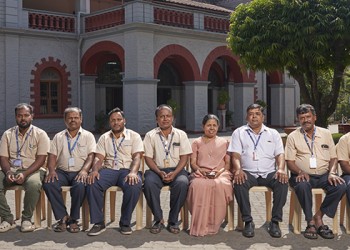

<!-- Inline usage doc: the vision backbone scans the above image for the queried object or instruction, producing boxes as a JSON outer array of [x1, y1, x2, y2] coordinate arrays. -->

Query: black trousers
[[234, 171, 288, 223], [289, 173, 347, 222]]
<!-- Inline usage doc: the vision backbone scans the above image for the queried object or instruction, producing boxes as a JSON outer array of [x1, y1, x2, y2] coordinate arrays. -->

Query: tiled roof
[[159, 0, 233, 13]]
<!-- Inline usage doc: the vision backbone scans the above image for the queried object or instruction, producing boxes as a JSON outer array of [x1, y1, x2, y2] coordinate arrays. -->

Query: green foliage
[[95, 111, 108, 133], [332, 133, 344, 145], [167, 98, 179, 115], [228, 0, 350, 127], [217, 89, 230, 104]]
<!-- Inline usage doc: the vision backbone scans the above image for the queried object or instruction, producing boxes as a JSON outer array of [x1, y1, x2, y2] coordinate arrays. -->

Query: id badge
[[113, 160, 118, 170], [309, 156, 317, 169], [13, 158, 22, 168], [253, 151, 259, 161], [164, 158, 170, 168], [68, 157, 75, 168]]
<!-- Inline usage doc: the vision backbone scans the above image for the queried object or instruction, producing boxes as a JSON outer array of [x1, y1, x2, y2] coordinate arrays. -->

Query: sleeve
[[272, 129, 284, 156], [86, 133, 97, 154], [336, 134, 350, 161], [37, 132, 50, 156], [227, 129, 242, 154], [179, 132, 192, 156], [143, 132, 154, 158], [327, 131, 337, 158], [131, 133, 144, 154], [0, 132, 9, 157], [285, 134, 297, 161], [190, 139, 199, 160], [95, 134, 107, 157], [49, 134, 59, 156]]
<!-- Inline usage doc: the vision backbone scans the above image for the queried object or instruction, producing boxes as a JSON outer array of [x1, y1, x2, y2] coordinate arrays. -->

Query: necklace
[[203, 136, 215, 158]]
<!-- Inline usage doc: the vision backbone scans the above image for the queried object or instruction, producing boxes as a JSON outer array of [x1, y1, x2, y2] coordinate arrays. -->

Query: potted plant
[[217, 89, 230, 110], [167, 98, 179, 126]]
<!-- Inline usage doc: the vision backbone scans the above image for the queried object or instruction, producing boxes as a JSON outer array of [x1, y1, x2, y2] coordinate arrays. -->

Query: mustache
[[302, 122, 311, 125]]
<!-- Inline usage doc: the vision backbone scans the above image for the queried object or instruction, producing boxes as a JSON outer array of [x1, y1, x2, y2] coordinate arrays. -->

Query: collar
[[155, 126, 174, 136], [109, 128, 129, 140], [298, 126, 321, 138], [65, 127, 83, 138], [16, 124, 34, 137], [245, 124, 267, 134]]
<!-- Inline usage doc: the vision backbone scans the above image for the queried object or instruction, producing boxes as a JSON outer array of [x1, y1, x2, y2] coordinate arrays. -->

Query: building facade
[[0, 0, 299, 135]]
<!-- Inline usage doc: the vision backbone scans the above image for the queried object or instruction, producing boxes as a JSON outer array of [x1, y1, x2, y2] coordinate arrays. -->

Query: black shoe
[[243, 221, 255, 238], [87, 223, 106, 236], [268, 221, 281, 238], [120, 224, 132, 235]]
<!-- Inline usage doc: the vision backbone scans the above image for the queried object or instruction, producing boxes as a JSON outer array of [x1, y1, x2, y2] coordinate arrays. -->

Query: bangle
[[5, 170, 12, 176]]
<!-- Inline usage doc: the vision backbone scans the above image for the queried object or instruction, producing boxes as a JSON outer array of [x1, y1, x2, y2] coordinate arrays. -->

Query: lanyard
[[16, 127, 33, 158], [66, 132, 81, 157], [112, 132, 126, 165], [158, 132, 174, 159], [302, 127, 316, 156], [246, 129, 263, 151]]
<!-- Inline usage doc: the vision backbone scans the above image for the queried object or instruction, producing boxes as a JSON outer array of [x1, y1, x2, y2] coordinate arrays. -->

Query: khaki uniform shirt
[[143, 127, 192, 168], [0, 125, 50, 171], [96, 128, 143, 169], [49, 127, 96, 172], [285, 126, 335, 175], [336, 133, 350, 170]]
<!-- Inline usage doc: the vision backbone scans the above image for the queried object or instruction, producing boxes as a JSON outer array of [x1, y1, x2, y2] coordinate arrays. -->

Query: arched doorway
[[96, 59, 123, 113], [154, 44, 200, 129]]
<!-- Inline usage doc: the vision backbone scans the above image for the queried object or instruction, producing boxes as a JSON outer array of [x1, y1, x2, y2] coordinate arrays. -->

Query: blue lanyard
[[66, 132, 81, 157], [246, 129, 263, 151], [112, 132, 126, 165], [16, 127, 33, 158], [302, 127, 316, 156], [158, 132, 174, 159]]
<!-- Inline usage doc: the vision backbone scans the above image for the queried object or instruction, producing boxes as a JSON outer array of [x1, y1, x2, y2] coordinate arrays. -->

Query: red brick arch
[[154, 44, 200, 81], [267, 71, 283, 84], [30, 57, 71, 118], [81, 41, 125, 75], [202, 46, 256, 83]]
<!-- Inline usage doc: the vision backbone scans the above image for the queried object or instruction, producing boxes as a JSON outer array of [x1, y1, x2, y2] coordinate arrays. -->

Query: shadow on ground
[[1, 224, 350, 250]]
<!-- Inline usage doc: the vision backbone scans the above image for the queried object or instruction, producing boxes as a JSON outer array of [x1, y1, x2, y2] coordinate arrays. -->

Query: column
[[233, 83, 256, 127], [123, 78, 159, 134], [269, 83, 297, 126], [184, 81, 210, 132], [80, 75, 96, 131]]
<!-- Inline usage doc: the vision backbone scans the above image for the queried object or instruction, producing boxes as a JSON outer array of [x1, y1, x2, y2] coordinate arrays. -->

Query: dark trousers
[[289, 173, 347, 222], [343, 175, 350, 204], [43, 169, 85, 221], [234, 171, 288, 223], [143, 168, 189, 225], [86, 168, 142, 226]]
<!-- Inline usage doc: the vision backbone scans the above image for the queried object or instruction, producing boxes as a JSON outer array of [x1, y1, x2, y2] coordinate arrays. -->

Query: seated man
[[336, 133, 350, 218], [143, 104, 192, 234], [228, 103, 288, 238], [0, 103, 50, 232], [286, 104, 346, 239], [43, 107, 96, 233], [87, 107, 143, 236]]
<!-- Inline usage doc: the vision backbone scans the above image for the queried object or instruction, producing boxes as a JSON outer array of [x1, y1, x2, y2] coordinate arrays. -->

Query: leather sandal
[[150, 221, 165, 234], [53, 216, 69, 232], [317, 225, 334, 239], [167, 224, 180, 234], [304, 224, 318, 239], [67, 220, 80, 233]]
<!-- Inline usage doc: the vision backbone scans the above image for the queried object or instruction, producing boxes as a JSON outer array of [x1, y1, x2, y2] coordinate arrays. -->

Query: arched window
[[40, 68, 61, 114], [30, 57, 71, 118]]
